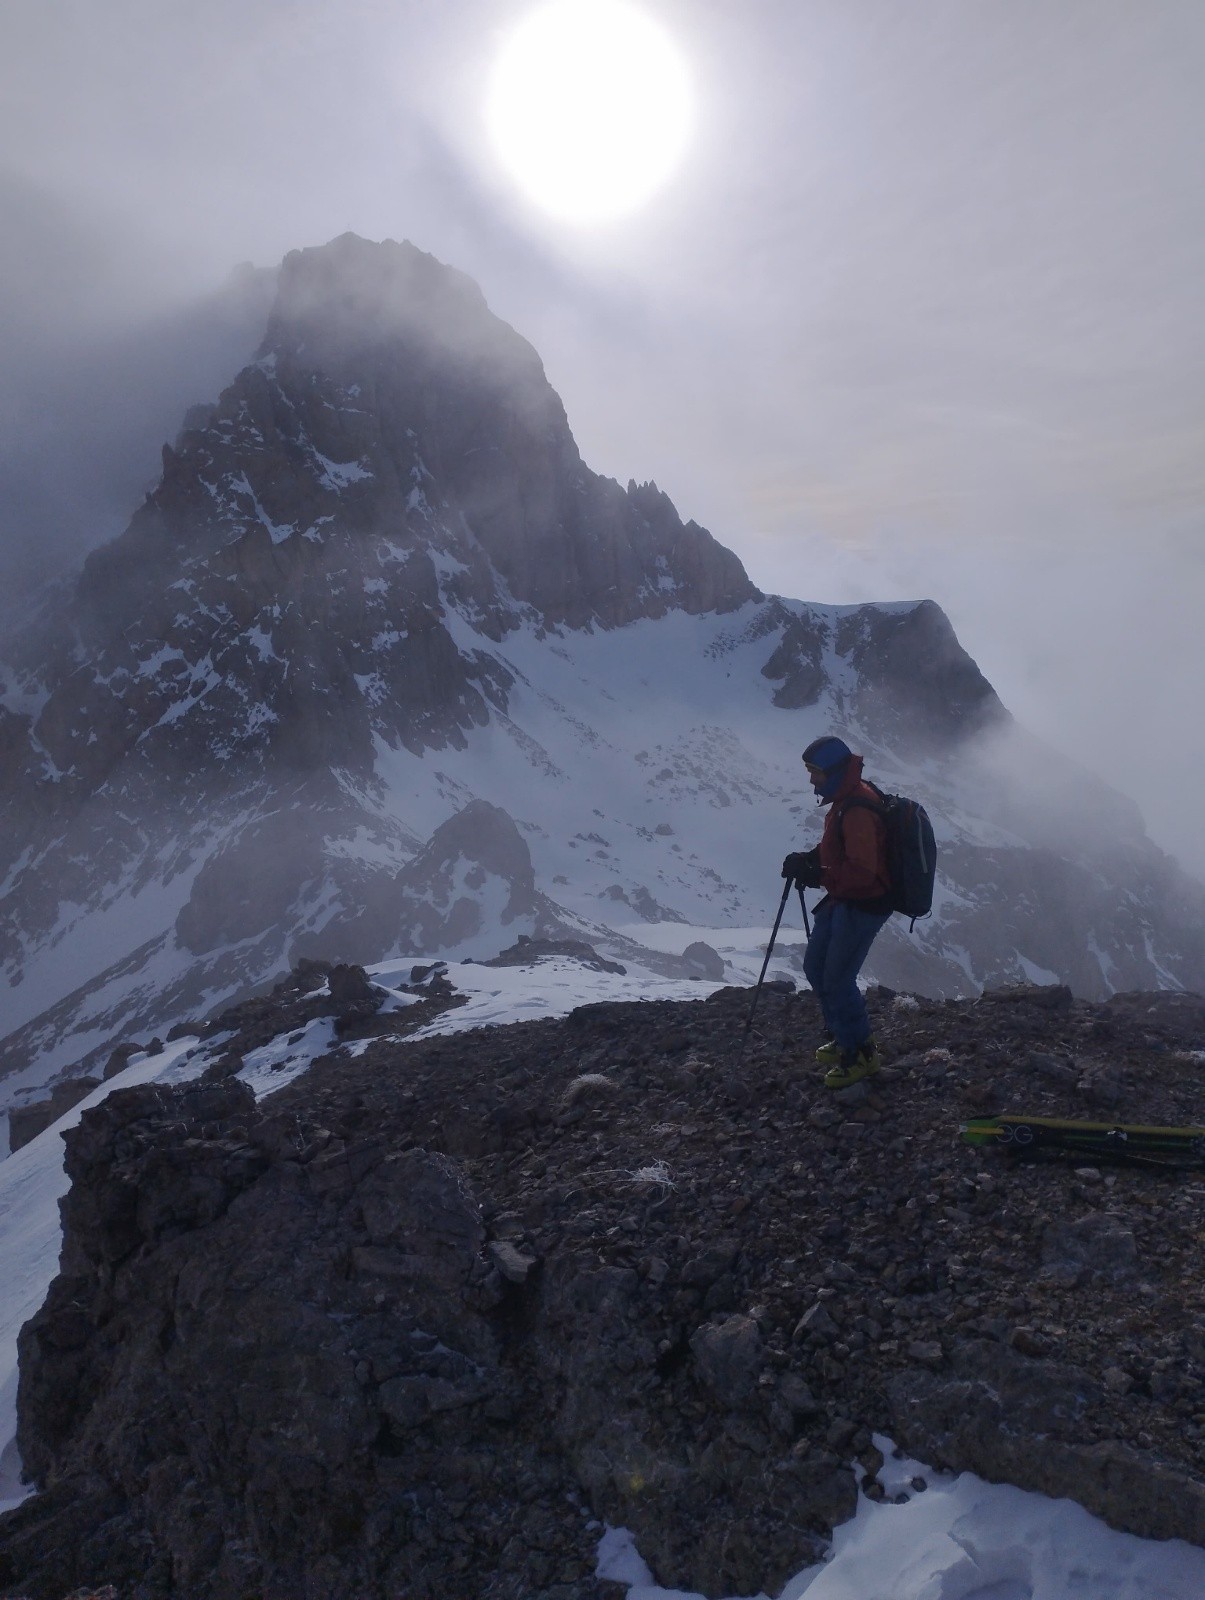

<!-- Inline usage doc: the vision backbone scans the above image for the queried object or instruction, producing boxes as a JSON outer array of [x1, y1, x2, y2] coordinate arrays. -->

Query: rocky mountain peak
[[77, 233, 756, 643], [264, 233, 538, 400], [760, 597, 1005, 746], [31, 233, 757, 802]]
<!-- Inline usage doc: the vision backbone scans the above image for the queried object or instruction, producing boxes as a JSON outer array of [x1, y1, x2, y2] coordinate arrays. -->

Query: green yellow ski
[[961, 1114, 1205, 1166]]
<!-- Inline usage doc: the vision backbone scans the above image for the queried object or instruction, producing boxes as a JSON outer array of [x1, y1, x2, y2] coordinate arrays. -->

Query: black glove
[[782, 847, 821, 887]]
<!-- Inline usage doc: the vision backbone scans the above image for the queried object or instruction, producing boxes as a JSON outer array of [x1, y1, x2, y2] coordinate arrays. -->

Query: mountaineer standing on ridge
[[783, 736, 893, 1089]]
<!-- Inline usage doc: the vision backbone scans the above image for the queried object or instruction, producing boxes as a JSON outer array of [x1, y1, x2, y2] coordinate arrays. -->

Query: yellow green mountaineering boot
[[824, 1038, 881, 1090], [814, 1036, 842, 1067]]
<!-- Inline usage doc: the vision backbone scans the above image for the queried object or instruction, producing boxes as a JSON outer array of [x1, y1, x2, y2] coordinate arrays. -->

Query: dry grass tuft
[[626, 1159, 676, 1193], [561, 1072, 620, 1106]]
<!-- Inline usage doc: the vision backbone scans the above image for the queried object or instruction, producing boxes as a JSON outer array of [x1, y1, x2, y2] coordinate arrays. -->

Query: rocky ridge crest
[[3, 972, 1203, 1599]]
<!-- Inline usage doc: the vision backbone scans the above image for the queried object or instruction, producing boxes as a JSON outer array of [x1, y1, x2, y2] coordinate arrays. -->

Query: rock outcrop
[[7, 1078, 100, 1153], [287, 799, 576, 966], [3, 978, 1202, 1598], [760, 599, 1005, 744]]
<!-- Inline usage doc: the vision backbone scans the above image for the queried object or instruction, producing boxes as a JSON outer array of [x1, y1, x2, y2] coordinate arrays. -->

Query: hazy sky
[[2, 0, 1203, 876]]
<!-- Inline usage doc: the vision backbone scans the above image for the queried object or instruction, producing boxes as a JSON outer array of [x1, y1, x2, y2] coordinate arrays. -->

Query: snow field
[[3, 599, 1138, 1108]]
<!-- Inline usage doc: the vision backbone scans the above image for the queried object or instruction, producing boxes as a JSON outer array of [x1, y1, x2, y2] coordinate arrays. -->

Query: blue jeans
[[802, 900, 890, 1051]]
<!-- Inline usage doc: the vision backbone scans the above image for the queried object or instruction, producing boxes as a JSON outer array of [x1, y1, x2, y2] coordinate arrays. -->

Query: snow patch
[[1016, 955, 1064, 987], [600, 1434, 1205, 1600], [246, 625, 277, 661], [314, 451, 373, 490]]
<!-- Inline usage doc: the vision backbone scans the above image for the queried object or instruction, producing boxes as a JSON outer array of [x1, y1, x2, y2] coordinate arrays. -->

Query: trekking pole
[[796, 884, 811, 939], [736, 878, 793, 1066]]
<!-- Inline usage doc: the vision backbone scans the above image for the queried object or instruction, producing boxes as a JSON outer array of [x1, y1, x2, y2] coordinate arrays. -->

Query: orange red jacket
[[817, 755, 892, 908]]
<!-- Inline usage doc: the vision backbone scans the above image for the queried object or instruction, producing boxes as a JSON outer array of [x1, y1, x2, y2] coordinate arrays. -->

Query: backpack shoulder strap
[[837, 790, 886, 821], [833, 792, 886, 852], [834, 790, 891, 877]]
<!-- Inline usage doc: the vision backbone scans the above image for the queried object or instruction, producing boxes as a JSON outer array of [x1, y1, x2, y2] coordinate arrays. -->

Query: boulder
[[682, 941, 725, 981]]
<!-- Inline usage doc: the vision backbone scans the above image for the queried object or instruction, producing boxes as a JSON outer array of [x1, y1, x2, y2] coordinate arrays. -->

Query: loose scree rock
[[1, 974, 1203, 1598]]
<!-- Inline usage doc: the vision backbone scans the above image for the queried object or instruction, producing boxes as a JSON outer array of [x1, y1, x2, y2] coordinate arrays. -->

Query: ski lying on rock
[[961, 1114, 1205, 1168]]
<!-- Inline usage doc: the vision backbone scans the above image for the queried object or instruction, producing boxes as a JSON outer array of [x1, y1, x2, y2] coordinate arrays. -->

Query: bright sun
[[486, 0, 693, 225]]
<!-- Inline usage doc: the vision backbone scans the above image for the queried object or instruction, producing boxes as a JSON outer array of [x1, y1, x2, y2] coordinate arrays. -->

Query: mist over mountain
[[0, 174, 275, 617], [1, 233, 1202, 1108]]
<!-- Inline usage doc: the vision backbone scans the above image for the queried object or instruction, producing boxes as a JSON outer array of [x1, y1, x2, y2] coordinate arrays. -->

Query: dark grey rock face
[[288, 798, 574, 966], [4, 979, 1203, 1598], [175, 797, 336, 956], [889, 1342, 1205, 1545], [483, 934, 627, 975], [682, 941, 725, 981], [760, 608, 829, 710], [399, 799, 539, 926], [7, 1076, 99, 1152], [757, 598, 1006, 740], [837, 600, 1005, 746]]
